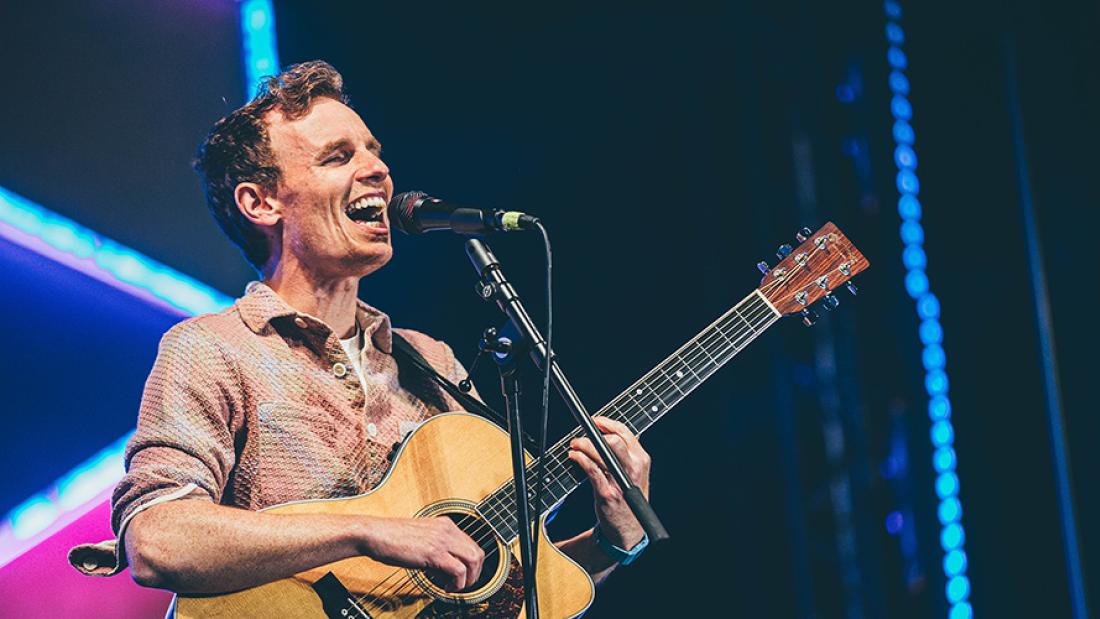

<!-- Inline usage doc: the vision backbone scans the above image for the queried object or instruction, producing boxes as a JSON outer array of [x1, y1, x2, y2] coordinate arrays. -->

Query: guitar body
[[173, 412, 594, 618]]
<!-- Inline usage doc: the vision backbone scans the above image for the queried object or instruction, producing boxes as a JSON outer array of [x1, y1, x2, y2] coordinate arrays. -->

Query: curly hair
[[193, 60, 352, 271]]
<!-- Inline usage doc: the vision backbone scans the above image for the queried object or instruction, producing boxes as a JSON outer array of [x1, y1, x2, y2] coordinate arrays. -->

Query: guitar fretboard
[[476, 289, 781, 543]]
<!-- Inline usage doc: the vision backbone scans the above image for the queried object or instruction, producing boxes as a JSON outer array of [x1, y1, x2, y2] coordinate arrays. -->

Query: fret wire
[[476, 295, 782, 537]]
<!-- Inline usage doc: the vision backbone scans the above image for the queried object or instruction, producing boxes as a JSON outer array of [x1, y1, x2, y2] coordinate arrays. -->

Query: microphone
[[388, 191, 540, 235]]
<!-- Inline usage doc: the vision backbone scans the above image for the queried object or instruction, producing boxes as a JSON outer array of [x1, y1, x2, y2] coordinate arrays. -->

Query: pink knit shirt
[[101, 282, 467, 571]]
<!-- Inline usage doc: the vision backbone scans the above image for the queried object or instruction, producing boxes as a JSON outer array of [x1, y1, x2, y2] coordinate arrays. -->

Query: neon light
[[240, 0, 280, 99], [0, 187, 233, 316], [0, 435, 130, 569], [0, 2, 271, 572], [884, 2, 971, 614]]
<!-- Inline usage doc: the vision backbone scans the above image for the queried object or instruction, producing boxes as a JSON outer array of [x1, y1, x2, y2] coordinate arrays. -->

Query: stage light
[[240, 0, 280, 99], [885, 12, 972, 597], [939, 497, 962, 525], [917, 293, 940, 320], [893, 120, 915, 144], [949, 601, 973, 619], [933, 447, 956, 473], [935, 472, 959, 499], [944, 549, 968, 576], [946, 575, 971, 604], [896, 168, 919, 193]]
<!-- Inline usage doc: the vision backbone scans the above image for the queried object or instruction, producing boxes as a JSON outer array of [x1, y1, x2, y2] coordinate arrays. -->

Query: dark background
[[1, 0, 1096, 616]]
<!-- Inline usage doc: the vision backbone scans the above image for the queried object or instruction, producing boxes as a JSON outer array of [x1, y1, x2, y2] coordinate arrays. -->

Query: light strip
[[0, 187, 233, 316], [0, 0, 274, 571], [240, 0, 280, 99], [0, 435, 130, 569], [883, 2, 971, 618]]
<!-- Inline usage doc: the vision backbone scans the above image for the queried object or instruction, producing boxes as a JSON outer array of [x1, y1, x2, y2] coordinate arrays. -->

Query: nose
[[354, 150, 389, 185]]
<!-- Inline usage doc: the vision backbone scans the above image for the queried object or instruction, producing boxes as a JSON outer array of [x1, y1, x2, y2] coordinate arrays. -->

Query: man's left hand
[[567, 416, 651, 550]]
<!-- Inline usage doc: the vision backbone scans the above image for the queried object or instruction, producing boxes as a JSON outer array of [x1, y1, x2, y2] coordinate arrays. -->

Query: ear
[[234, 182, 282, 229]]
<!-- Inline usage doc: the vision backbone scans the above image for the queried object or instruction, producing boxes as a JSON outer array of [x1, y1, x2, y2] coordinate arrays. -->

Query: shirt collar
[[238, 281, 393, 353]]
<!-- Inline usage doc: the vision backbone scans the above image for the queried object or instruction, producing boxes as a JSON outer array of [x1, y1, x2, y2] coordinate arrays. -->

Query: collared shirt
[[95, 282, 467, 573]]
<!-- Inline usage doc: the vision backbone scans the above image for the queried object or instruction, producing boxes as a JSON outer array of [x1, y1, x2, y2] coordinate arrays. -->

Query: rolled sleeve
[[110, 320, 239, 564]]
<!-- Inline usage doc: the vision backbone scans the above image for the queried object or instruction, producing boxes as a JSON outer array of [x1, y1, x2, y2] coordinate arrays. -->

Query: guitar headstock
[[757, 222, 869, 324]]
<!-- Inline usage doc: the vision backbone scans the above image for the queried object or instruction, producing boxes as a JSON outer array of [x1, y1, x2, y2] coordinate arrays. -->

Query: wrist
[[592, 524, 648, 566]]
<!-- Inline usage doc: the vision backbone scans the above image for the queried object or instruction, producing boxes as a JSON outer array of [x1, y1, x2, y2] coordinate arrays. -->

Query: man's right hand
[[358, 516, 485, 591]]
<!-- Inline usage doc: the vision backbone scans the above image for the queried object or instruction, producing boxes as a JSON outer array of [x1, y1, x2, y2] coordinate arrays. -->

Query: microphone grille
[[388, 191, 428, 234]]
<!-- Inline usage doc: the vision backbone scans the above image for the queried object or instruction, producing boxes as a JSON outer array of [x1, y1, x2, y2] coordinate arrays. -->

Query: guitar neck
[[477, 289, 782, 542]]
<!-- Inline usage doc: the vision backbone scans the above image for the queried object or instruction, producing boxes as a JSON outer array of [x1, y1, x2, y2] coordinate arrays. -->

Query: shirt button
[[333, 363, 348, 378], [367, 423, 378, 437], [294, 316, 308, 328]]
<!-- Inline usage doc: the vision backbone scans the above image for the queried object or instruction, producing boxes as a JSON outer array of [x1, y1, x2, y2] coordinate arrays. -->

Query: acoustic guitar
[[173, 222, 868, 618]]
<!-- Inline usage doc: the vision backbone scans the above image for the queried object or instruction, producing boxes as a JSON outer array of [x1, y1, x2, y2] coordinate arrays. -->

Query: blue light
[[888, 46, 908, 70], [885, 1, 902, 19], [889, 70, 910, 94], [885, 510, 904, 535], [898, 194, 921, 219], [936, 472, 959, 499], [920, 319, 944, 345], [240, 0, 280, 99], [886, 23, 905, 44], [931, 420, 954, 447], [933, 446, 957, 473], [949, 602, 973, 619], [900, 220, 924, 244], [946, 575, 971, 603], [903, 244, 927, 270], [925, 369, 949, 395], [893, 120, 915, 144], [896, 168, 919, 193], [939, 497, 962, 524], [928, 395, 951, 419], [922, 344, 946, 370], [917, 293, 940, 319], [895, 144, 918, 170], [905, 269, 929, 297], [8, 496, 57, 540], [944, 549, 968, 576], [891, 94, 913, 119], [941, 523, 965, 550]]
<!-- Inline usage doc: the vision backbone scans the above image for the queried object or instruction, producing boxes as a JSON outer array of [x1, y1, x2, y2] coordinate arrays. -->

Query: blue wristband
[[592, 525, 648, 565]]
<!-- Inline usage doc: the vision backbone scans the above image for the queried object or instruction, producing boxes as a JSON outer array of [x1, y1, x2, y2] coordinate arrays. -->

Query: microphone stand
[[466, 240, 670, 611]]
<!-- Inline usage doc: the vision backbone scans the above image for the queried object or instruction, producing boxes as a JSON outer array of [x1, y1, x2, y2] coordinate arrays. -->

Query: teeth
[[346, 195, 387, 213]]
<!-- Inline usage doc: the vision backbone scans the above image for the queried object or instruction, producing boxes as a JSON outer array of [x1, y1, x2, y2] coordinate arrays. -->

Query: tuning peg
[[795, 227, 812, 242], [776, 244, 793, 259], [845, 281, 858, 296], [800, 308, 818, 327], [757, 261, 770, 274], [822, 294, 840, 311]]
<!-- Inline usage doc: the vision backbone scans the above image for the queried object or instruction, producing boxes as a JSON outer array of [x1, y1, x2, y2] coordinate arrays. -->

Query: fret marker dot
[[651, 405, 659, 412], [635, 388, 643, 395], [675, 370, 684, 378]]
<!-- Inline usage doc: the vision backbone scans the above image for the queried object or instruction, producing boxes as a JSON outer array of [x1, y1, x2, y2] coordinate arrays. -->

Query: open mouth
[[344, 195, 388, 230]]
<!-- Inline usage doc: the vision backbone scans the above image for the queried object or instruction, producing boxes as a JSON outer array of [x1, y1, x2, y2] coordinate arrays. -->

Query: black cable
[[530, 221, 552, 569]]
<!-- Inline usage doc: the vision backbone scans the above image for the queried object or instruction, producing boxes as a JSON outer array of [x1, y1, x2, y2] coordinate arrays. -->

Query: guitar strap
[[390, 332, 538, 451]]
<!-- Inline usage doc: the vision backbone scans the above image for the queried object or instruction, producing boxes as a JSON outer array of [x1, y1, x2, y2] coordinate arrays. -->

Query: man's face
[[263, 97, 394, 278]]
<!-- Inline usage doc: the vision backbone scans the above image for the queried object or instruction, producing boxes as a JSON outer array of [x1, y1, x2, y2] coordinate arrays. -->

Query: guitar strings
[[363, 250, 836, 611], [350, 297, 783, 612], [350, 247, 841, 612]]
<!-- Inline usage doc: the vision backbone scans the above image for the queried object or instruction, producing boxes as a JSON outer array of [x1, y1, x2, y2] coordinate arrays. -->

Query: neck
[[264, 260, 362, 339]]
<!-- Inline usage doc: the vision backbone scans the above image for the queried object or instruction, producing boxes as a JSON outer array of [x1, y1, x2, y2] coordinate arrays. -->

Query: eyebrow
[[314, 137, 384, 161]]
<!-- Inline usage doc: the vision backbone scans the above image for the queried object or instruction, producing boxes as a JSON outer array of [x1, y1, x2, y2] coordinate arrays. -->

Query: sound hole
[[424, 511, 504, 593]]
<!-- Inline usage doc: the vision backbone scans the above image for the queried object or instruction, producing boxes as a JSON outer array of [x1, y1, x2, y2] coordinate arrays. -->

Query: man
[[71, 61, 651, 599]]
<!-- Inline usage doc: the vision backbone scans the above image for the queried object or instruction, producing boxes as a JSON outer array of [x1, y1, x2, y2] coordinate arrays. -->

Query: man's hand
[[567, 416, 651, 550], [359, 516, 485, 591]]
